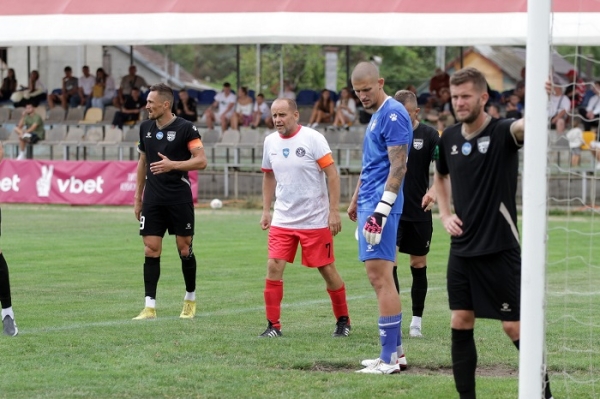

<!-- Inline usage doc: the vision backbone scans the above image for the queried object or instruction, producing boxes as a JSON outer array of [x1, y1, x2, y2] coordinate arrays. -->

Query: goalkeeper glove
[[363, 191, 397, 245]]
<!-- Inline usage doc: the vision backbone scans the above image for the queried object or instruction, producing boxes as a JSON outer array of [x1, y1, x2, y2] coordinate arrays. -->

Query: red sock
[[264, 279, 283, 330], [327, 284, 349, 324]]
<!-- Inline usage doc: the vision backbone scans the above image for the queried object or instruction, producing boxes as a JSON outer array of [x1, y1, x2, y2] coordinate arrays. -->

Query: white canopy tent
[[0, 0, 599, 46]]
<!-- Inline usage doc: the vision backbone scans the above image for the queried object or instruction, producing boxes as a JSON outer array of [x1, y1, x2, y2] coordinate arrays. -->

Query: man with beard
[[133, 83, 207, 321], [434, 67, 553, 399]]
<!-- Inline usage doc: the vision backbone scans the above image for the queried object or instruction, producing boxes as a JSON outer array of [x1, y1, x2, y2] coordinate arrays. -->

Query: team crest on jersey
[[389, 113, 398, 122], [283, 148, 290, 158], [462, 142, 472, 156], [296, 147, 306, 157], [146, 132, 152, 138], [477, 137, 490, 153], [369, 118, 377, 131], [167, 131, 176, 141], [192, 125, 197, 131], [451, 145, 458, 155], [413, 139, 423, 150], [156, 131, 164, 140]]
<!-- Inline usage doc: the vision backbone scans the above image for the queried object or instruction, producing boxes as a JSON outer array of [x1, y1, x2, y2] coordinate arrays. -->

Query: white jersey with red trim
[[262, 125, 334, 229]]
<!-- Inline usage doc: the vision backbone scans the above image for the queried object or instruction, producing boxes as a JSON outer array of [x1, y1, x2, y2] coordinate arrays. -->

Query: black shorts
[[447, 247, 521, 321], [140, 202, 195, 237], [397, 220, 432, 256]]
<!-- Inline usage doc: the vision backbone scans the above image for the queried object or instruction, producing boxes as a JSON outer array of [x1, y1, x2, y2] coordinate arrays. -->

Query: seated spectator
[[111, 88, 145, 130], [251, 93, 273, 129], [579, 80, 600, 132], [565, 70, 586, 107], [78, 65, 96, 110], [505, 94, 523, 119], [308, 89, 335, 129], [11, 70, 47, 107], [176, 89, 198, 122], [429, 67, 450, 98], [548, 86, 570, 134], [90, 68, 116, 110], [230, 86, 253, 130], [564, 84, 582, 111], [114, 65, 148, 108], [270, 80, 296, 100], [47, 66, 79, 110], [487, 103, 502, 119], [0, 68, 17, 104], [332, 87, 357, 129], [435, 87, 455, 120], [203, 82, 237, 131], [14, 102, 45, 160]]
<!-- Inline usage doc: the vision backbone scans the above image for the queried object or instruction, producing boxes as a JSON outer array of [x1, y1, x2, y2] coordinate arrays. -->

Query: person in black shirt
[[393, 90, 439, 338], [111, 88, 145, 130], [176, 89, 198, 122], [133, 83, 207, 321], [434, 67, 552, 399]]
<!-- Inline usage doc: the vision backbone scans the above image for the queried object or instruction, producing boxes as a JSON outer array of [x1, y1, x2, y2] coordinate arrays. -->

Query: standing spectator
[[14, 102, 45, 160], [133, 83, 207, 321], [11, 70, 46, 107], [111, 88, 145, 130], [175, 89, 198, 122], [90, 68, 116, 110], [203, 82, 236, 132], [0, 142, 18, 336], [47, 66, 79, 110], [580, 81, 600, 132], [0, 68, 17, 104], [434, 67, 553, 399], [392, 90, 439, 338], [429, 67, 450, 98], [78, 65, 96, 110], [332, 87, 357, 129], [308, 89, 335, 129], [114, 65, 148, 108], [230, 86, 253, 130], [259, 98, 350, 338], [251, 93, 273, 129], [348, 62, 412, 374]]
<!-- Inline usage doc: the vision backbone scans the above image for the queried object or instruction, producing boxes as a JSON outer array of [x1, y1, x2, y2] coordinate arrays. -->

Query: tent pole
[[236, 45, 241, 90], [346, 45, 350, 87], [129, 46, 134, 66], [459, 46, 464, 69], [27, 46, 31, 76], [279, 45, 284, 97], [255, 44, 261, 96]]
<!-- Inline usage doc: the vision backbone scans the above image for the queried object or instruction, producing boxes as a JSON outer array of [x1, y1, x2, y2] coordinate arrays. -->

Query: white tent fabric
[[0, 0, 599, 46]]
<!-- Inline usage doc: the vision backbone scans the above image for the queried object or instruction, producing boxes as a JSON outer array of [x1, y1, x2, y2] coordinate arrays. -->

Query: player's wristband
[[374, 191, 397, 217]]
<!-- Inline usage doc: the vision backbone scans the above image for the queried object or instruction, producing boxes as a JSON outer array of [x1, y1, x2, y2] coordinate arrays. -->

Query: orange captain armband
[[317, 153, 334, 169], [188, 138, 203, 150]]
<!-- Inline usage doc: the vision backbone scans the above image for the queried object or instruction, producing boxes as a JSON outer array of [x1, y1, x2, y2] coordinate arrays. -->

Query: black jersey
[[138, 117, 202, 205], [401, 122, 439, 222], [436, 117, 521, 256]]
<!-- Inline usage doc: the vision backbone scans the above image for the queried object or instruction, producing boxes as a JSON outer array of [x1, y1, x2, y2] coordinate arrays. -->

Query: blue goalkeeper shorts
[[357, 211, 400, 262]]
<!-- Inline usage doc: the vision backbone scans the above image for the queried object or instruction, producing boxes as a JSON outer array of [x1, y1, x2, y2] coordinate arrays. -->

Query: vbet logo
[[35, 165, 105, 197], [0, 174, 20, 192]]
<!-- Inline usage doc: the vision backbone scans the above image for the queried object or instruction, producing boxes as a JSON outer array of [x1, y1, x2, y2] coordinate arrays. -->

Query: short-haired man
[[434, 67, 553, 399], [176, 89, 198, 122], [14, 102, 45, 160], [78, 65, 96, 110], [47, 66, 79, 110], [392, 90, 439, 338], [251, 93, 273, 129], [133, 83, 207, 321], [115, 65, 149, 108], [349, 61, 412, 374], [259, 98, 350, 338], [203, 82, 236, 131], [0, 142, 18, 336]]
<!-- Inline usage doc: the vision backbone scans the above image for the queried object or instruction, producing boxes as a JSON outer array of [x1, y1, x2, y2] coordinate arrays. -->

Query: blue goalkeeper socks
[[379, 313, 402, 364]]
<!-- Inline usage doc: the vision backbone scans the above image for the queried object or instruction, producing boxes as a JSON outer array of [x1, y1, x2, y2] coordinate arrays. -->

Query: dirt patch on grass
[[299, 362, 517, 377]]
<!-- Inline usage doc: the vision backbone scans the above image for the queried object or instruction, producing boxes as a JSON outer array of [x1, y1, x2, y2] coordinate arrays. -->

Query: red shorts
[[268, 226, 334, 267]]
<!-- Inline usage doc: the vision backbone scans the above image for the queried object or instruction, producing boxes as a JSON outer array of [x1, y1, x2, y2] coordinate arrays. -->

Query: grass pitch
[[0, 205, 597, 398]]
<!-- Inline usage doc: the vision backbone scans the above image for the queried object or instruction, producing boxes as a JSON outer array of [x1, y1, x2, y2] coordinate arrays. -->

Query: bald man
[[348, 62, 413, 374]]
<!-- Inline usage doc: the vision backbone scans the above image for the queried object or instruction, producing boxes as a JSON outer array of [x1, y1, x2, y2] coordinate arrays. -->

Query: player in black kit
[[133, 83, 207, 320], [434, 67, 553, 399], [392, 90, 439, 338]]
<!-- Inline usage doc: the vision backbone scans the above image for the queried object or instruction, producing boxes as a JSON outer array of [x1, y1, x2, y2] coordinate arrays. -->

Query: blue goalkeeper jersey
[[358, 96, 412, 214]]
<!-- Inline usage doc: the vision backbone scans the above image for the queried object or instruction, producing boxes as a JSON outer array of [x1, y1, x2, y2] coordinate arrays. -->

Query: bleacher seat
[[328, 90, 338, 103], [296, 90, 318, 106], [79, 107, 103, 124], [47, 108, 66, 125], [187, 89, 202, 102], [59, 127, 85, 160], [198, 90, 216, 105], [6, 107, 24, 124], [215, 129, 241, 163], [80, 127, 104, 159], [0, 127, 10, 140], [97, 126, 123, 160], [0, 108, 9, 124], [35, 106, 47, 121], [200, 128, 221, 164], [65, 108, 84, 125], [102, 106, 117, 125], [120, 127, 140, 160], [39, 126, 67, 160]]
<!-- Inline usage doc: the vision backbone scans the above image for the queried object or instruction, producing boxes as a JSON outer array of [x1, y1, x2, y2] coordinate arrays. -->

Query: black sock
[[452, 328, 477, 399], [180, 254, 197, 293], [513, 340, 553, 399], [143, 256, 160, 299], [0, 253, 11, 309], [392, 266, 400, 293], [411, 266, 428, 317]]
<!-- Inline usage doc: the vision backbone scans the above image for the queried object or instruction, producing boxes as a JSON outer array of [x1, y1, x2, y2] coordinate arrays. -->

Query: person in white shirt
[[230, 86, 253, 131], [203, 82, 237, 131], [78, 65, 96, 110], [581, 81, 600, 132], [251, 93, 273, 129], [548, 86, 570, 134], [333, 87, 357, 129], [258, 98, 351, 339]]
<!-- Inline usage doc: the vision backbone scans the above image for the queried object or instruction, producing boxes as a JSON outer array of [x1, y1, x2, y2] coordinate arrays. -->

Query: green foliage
[[0, 206, 596, 398]]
